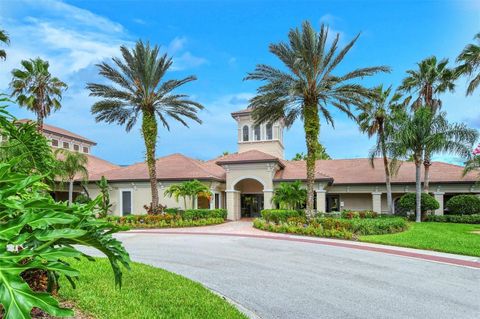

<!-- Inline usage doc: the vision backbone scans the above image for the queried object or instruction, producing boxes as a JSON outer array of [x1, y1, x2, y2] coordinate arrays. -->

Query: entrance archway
[[234, 178, 265, 218]]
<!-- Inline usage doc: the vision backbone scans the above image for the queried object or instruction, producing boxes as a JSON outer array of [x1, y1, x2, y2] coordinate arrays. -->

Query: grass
[[59, 258, 247, 319], [360, 222, 480, 257]]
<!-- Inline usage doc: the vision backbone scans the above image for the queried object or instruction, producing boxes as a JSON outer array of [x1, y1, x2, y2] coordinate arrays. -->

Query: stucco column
[[315, 190, 326, 213], [226, 190, 240, 220], [263, 190, 273, 210], [371, 192, 382, 213], [433, 192, 445, 216], [209, 192, 216, 210]]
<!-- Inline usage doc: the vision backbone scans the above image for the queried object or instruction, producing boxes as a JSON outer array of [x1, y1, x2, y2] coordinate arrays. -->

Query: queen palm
[[55, 149, 89, 205], [10, 58, 67, 131], [399, 56, 456, 192], [0, 29, 9, 60], [390, 108, 477, 222], [456, 33, 480, 96], [358, 85, 404, 214], [245, 21, 389, 217], [88, 41, 204, 210]]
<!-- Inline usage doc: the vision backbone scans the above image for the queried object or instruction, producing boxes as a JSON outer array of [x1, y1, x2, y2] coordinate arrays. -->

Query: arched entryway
[[234, 178, 264, 218]]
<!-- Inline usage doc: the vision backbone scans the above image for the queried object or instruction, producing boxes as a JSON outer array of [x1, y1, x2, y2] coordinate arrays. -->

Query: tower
[[231, 108, 285, 159]]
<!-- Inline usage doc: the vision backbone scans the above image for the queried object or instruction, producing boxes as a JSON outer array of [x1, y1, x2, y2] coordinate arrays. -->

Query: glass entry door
[[241, 194, 264, 218], [326, 195, 340, 212]]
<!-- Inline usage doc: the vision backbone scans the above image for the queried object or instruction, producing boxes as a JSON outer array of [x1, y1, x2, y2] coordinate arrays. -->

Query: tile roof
[[216, 150, 284, 167], [89, 153, 225, 181], [17, 119, 96, 145], [231, 108, 252, 117]]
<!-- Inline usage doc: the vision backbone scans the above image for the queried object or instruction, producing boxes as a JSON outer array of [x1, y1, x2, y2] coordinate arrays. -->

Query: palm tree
[[165, 180, 212, 209], [87, 41, 204, 210], [55, 149, 89, 205], [272, 181, 307, 210], [10, 58, 67, 131], [245, 21, 389, 217], [0, 29, 9, 60], [456, 33, 480, 96], [359, 85, 404, 214], [389, 108, 477, 222], [399, 56, 456, 192]]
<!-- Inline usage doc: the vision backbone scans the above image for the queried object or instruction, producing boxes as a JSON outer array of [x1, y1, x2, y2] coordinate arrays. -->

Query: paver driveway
[[111, 222, 480, 319]]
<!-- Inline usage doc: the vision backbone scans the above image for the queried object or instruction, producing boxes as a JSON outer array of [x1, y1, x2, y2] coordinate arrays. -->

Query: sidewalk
[[126, 220, 480, 269]]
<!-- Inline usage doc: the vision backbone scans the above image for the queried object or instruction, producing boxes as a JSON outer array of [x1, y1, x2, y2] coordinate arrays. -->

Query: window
[[83, 147, 89, 153], [51, 139, 58, 147], [121, 190, 132, 216], [254, 125, 261, 141], [242, 125, 249, 141], [266, 123, 273, 140], [62, 142, 69, 149], [73, 144, 80, 151], [215, 193, 220, 209]]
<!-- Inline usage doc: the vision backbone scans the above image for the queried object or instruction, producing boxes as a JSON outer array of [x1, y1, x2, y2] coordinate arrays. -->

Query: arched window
[[242, 125, 249, 141], [266, 123, 273, 140], [254, 125, 261, 141]]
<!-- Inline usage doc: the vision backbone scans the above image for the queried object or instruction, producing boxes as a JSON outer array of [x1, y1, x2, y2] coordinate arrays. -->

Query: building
[[31, 108, 480, 219]]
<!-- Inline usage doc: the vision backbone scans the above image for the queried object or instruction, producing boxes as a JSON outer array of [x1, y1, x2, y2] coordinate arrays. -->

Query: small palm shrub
[[445, 195, 480, 215], [272, 181, 307, 210]]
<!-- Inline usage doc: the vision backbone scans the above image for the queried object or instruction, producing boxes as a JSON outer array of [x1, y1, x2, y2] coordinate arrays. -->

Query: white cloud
[[132, 18, 147, 25], [171, 52, 208, 71], [168, 36, 187, 54]]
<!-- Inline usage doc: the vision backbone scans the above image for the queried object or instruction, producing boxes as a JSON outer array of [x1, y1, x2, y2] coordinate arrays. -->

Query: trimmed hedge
[[180, 209, 227, 220], [261, 209, 304, 223], [445, 195, 480, 215], [426, 214, 480, 224], [253, 218, 353, 239], [397, 193, 439, 213]]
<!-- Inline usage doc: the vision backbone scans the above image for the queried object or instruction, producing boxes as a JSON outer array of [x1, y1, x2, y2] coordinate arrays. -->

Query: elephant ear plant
[[0, 104, 130, 318]]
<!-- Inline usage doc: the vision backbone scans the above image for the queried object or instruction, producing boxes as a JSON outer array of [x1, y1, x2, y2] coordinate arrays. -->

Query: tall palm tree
[[456, 33, 480, 96], [390, 108, 477, 222], [55, 149, 89, 205], [0, 29, 9, 60], [358, 85, 404, 214], [10, 58, 67, 131], [88, 41, 204, 210], [245, 21, 389, 217], [399, 56, 456, 192]]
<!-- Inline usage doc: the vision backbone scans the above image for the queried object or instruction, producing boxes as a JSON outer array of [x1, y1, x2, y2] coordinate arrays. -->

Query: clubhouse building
[[40, 108, 479, 220]]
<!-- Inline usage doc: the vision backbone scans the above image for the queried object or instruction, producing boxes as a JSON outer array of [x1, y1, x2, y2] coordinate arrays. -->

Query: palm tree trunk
[[303, 103, 320, 219], [36, 111, 44, 132], [415, 161, 422, 223], [142, 111, 159, 210], [68, 179, 73, 205], [423, 154, 431, 193], [379, 128, 393, 214]]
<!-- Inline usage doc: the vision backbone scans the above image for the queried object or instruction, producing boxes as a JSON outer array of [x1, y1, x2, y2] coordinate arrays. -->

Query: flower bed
[[253, 209, 408, 239], [105, 209, 227, 229]]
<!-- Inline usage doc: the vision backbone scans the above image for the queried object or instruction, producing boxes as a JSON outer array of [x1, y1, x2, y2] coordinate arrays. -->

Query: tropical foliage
[[55, 149, 89, 205], [97, 175, 112, 218], [272, 181, 307, 210], [399, 56, 457, 192], [456, 32, 480, 96], [10, 58, 67, 131], [388, 108, 477, 222], [0, 107, 129, 319], [359, 85, 405, 214], [445, 195, 480, 215], [245, 21, 389, 217], [88, 40, 204, 210], [292, 143, 331, 160], [164, 180, 212, 209], [0, 29, 9, 60]]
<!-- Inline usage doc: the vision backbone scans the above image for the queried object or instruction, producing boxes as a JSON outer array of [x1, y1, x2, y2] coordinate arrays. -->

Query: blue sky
[[1, 0, 479, 165]]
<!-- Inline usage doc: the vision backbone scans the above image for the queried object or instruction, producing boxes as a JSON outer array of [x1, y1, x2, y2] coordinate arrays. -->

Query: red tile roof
[[90, 153, 225, 181], [17, 119, 96, 145], [231, 108, 252, 117], [216, 150, 284, 167]]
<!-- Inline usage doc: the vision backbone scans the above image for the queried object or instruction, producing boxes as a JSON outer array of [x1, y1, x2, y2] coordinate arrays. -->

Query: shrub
[[341, 210, 378, 219], [253, 218, 353, 239], [445, 195, 480, 215], [261, 209, 304, 224], [164, 207, 182, 215], [180, 209, 227, 220], [397, 193, 439, 213], [426, 214, 480, 224], [74, 193, 91, 204]]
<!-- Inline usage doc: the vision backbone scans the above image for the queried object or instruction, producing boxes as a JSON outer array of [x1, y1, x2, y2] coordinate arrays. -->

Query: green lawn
[[360, 222, 480, 257], [59, 258, 247, 319]]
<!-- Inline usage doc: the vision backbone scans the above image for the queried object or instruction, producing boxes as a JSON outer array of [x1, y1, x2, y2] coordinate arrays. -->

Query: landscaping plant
[[97, 175, 112, 218], [397, 192, 439, 219], [164, 180, 212, 209], [272, 181, 307, 210], [445, 194, 480, 215]]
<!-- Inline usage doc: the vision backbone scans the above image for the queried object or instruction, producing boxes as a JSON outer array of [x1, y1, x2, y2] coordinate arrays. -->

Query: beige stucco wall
[[238, 141, 284, 159], [87, 180, 225, 216]]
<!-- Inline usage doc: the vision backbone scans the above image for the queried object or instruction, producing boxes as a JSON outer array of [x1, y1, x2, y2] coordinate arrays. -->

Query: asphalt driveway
[[111, 230, 480, 319]]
